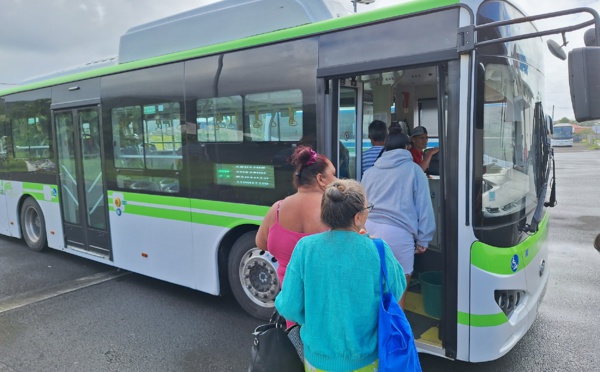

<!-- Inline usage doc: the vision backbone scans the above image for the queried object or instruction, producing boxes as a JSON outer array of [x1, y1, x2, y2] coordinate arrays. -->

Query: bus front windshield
[[474, 1, 549, 247], [553, 125, 573, 139]]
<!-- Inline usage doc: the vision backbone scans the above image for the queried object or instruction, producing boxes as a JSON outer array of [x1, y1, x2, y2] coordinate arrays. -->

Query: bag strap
[[269, 309, 287, 328], [372, 238, 388, 293]]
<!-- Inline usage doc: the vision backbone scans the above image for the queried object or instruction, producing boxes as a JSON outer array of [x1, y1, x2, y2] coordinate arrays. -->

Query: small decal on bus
[[511, 254, 519, 272]]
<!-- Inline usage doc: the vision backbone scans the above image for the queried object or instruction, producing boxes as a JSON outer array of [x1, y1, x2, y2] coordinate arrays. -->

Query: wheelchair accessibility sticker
[[511, 254, 519, 272]]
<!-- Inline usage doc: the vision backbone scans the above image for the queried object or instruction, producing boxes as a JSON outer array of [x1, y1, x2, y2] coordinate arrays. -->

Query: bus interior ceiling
[[341, 65, 439, 152]]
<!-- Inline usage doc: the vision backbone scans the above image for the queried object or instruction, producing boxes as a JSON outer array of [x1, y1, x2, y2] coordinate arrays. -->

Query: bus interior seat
[[130, 180, 159, 191]]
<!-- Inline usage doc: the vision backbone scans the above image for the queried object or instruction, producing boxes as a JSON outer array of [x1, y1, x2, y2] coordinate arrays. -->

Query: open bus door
[[325, 65, 453, 357]]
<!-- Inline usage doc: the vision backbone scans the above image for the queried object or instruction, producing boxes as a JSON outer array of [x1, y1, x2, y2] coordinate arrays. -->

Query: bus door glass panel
[[358, 71, 397, 179], [338, 86, 358, 179], [79, 109, 106, 230], [55, 107, 109, 255], [55, 111, 79, 225], [418, 98, 440, 147]]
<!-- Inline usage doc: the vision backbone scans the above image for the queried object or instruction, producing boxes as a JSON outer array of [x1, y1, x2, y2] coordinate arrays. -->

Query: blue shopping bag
[[373, 238, 422, 372]]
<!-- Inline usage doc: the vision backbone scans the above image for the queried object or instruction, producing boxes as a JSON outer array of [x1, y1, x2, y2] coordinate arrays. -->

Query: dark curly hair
[[289, 145, 330, 188]]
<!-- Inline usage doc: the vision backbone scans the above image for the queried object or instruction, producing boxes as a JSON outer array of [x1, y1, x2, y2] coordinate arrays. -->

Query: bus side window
[[112, 102, 183, 171], [7, 98, 53, 173], [142, 102, 182, 170], [197, 96, 243, 143], [112, 106, 144, 169], [245, 89, 303, 142]]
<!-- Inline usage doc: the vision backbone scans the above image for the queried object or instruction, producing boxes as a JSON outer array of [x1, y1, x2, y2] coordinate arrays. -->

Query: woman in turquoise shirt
[[276, 179, 406, 372]]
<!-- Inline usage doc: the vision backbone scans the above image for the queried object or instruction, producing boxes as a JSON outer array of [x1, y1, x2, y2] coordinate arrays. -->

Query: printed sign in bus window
[[214, 163, 275, 189]]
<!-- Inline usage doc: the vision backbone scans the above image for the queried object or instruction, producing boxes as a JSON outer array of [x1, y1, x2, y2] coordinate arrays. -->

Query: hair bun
[[388, 125, 403, 135], [325, 181, 347, 202], [290, 145, 319, 167]]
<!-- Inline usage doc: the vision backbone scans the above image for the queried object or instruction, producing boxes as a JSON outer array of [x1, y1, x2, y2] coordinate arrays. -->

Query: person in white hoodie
[[361, 125, 435, 308]]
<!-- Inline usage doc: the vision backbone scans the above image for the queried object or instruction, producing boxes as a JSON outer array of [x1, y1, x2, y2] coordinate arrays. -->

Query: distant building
[[571, 124, 587, 134]]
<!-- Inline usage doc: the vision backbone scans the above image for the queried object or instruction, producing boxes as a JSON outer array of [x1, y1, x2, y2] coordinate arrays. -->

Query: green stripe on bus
[[108, 203, 261, 228], [192, 213, 261, 228], [107, 191, 269, 217], [471, 213, 549, 275], [27, 192, 45, 201], [21, 182, 59, 202], [190, 199, 269, 217], [109, 191, 191, 208], [23, 182, 45, 191], [122, 204, 191, 222], [0, 0, 459, 96], [457, 311, 508, 327], [107, 191, 268, 227]]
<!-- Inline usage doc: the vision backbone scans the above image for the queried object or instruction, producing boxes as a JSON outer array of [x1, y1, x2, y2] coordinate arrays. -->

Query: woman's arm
[[275, 243, 306, 324], [414, 170, 436, 247], [255, 201, 279, 250]]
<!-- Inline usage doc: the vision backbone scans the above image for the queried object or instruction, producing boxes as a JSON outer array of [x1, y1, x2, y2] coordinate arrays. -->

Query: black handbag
[[248, 312, 304, 372]]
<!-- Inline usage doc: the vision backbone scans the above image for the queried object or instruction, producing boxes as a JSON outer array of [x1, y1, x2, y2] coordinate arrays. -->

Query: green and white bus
[[1, 0, 599, 362]]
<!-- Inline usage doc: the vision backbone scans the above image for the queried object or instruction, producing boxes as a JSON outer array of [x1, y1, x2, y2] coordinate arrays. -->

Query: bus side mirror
[[569, 47, 600, 122], [594, 233, 600, 253]]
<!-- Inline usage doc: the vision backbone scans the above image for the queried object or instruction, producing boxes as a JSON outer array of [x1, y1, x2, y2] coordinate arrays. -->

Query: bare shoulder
[[261, 200, 281, 223], [279, 193, 327, 233]]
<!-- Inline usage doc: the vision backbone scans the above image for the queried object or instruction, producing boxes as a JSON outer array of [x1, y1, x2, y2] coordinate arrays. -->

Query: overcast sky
[[1, 0, 598, 120]]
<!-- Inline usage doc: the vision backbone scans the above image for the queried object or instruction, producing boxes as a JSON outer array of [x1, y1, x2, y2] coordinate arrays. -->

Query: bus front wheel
[[228, 231, 280, 320], [20, 197, 47, 252]]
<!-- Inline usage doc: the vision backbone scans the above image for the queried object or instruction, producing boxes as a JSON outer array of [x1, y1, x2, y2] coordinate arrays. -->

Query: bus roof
[[118, 0, 352, 64], [0, 0, 459, 97]]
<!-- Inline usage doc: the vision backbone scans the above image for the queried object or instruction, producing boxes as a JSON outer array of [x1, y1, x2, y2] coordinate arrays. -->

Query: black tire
[[228, 231, 280, 320], [20, 197, 47, 252]]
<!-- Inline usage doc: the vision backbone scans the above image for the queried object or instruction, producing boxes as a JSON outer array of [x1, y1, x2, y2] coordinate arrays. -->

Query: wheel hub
[[240, 249, 280, 305]]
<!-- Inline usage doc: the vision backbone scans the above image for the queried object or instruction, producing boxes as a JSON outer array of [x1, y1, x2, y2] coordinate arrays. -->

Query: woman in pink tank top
[[256, 145, 336, 286]]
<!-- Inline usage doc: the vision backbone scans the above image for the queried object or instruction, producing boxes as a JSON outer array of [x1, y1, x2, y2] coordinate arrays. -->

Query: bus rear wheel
[[228, 231, 280, 320], [20, 197, 47, 252]]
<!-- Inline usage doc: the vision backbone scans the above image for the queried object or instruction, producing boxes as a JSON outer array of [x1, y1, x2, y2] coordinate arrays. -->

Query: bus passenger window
[[112, 106, 144, 168], [112, 103, 183, 171], [142, 102, 182, 170], [197, 96, 243, 142], [8, 98, 54, 172], [245, 89, 303, 142]]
